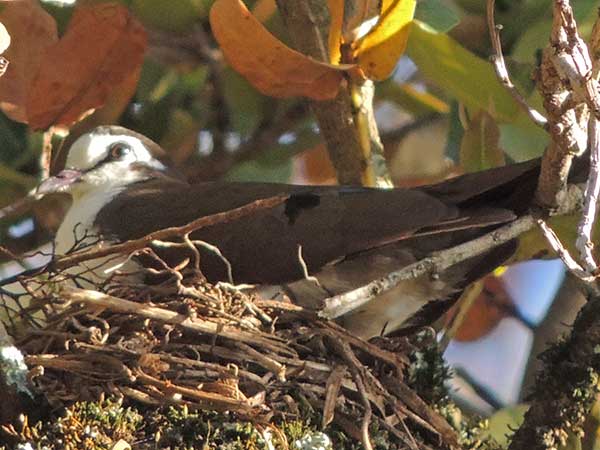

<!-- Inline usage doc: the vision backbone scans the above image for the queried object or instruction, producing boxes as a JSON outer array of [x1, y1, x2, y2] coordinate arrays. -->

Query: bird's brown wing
[[96, 179, 462, 283], [96, 158, 539, 285]]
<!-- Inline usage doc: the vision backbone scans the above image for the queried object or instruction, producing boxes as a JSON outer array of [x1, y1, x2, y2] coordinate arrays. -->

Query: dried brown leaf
[[323, 365, 346, 428], [26, 2, 147, 130], [0, 0, 57, 123], [210, 0, 349, 100]]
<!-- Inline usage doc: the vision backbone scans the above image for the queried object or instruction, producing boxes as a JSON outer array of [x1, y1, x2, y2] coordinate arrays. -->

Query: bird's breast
[[55, 188, 140, 286]]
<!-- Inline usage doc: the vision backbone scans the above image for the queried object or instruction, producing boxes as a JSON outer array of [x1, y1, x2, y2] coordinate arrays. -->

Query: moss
[[405, 336, 506, 450], [407, 333, 452, 405], [2, 399, 328, 450], [515, 337, 600, 450], [0, 336, 514, 450]]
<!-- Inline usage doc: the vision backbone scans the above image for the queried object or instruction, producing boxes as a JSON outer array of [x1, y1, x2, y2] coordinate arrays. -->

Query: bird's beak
[[36, 169, 83, 195]]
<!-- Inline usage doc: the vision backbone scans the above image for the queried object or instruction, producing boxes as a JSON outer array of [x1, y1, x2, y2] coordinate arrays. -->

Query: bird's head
[[37, 126, 168, 198]]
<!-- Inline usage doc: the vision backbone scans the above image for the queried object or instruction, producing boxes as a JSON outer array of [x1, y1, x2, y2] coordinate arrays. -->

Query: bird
[[36, 125, 544, 338]]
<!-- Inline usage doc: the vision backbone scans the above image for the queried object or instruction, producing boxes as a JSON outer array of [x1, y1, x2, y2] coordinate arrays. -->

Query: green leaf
[[480, 404, 529, 447], [414, 0, 460, 33], [459, 110, 505, 172], [225, 158, 292, 183], [222, 68, 268, 137], [132, 0, 207, 32], [511, 19, 550, 64], [406, 21, 532, 127], [499, 123, 548, 161], [445, 102, 463, 163], [377, 80, 449, 117]]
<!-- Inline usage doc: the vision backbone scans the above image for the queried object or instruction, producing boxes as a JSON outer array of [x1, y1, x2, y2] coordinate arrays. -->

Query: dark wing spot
[[284, 193, 321, 225]]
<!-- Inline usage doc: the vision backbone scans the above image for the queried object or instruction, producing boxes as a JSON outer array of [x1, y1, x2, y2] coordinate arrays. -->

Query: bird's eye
[[108, 142, 132, 160]]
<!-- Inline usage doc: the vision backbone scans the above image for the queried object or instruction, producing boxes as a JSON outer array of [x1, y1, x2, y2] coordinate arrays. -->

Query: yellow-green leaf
[[406, 21, 532, 127], [132, 0, 207, 32], [354, 0, 417, 80], [378, 80, 449, 116], [459, 110, 505, 173]]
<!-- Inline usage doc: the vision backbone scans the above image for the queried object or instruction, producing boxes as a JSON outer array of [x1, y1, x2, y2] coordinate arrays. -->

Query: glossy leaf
[[459, 110, 505, 173], [0, 0, 58, 123], [251, 0, 276, 23], [354, 0, 417, 80], [406, 21, 531, 127], [499, 123, 547, 161], [378, 80, 449, 116], [414, 0, 459, 33], [209, 0, 349, 100], [132, 0, 206, 32], [26, 2, 147, 130]]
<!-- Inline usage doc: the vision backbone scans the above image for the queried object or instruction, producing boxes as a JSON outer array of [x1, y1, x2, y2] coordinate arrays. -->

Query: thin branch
[[57, 286, 285, 350], [322, 214, 538, 319], [533, 1, 588, 209], [0, 193, 38, 221], [537, 219, 595, 282], [486, 0, 548, 129], [275, 0, 387, 186], [575, 117, 600, 273]]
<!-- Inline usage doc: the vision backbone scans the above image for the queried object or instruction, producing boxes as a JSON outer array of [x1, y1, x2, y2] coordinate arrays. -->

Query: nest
[[1, 237, 461, 450]]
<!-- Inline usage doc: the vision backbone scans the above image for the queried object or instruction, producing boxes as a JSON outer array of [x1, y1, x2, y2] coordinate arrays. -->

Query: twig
[[576, 116, 600, 274], [40, 129, 54, 180], [0, 194, 38, 222], [322, 365, 346, 428], [534, 1, 588, 209], [486, 0, 548, 129], [537, 219, 596, 282], [331, 339, 373, 450], [275, 0, 384, 185], [57, 286, 286, 350], [135, 370, 254, 412]]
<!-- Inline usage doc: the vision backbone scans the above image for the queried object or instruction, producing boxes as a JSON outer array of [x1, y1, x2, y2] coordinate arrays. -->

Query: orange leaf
[[355, 0, 416, 80], [210, 0, 348, 100], [0, 0, 57, 123], [26, 2, 147, 130], [293, 143, 337, 184], [251, 0, 276, 23], [327, 0, 343, 64], [448, 276, 514, 342]]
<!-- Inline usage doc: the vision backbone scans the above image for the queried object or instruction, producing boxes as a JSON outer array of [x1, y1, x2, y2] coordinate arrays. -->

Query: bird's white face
[[37, 129, 166, 198]]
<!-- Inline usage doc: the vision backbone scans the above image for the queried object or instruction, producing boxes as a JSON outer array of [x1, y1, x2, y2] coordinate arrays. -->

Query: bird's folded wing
[[95, 159, 540, 284]]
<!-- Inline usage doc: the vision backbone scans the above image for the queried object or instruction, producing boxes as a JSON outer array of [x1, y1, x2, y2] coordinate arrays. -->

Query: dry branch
[[322, 214, 540, 319], [486, 0, 548, 129], [274, 0, 390, 186]]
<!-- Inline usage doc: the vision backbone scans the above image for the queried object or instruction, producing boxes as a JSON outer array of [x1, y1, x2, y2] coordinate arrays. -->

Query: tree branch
[[322, 214, 539, 319], [508, 288, 600, 450], [274, 0, 390, 186]]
